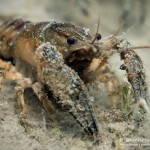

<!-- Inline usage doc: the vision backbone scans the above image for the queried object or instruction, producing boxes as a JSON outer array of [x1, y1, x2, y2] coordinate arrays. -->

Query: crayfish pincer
[[35, 42, 99, 137]]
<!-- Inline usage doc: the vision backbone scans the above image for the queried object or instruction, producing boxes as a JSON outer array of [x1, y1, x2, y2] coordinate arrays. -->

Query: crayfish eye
[[67, 37, 76, 45], [96, 33, 102, 41], [120, 64, 126, 70]]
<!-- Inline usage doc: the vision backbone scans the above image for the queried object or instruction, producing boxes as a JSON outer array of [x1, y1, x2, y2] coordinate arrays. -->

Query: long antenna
[[128, 46, 150, 50], [91, 15, 100, 44]]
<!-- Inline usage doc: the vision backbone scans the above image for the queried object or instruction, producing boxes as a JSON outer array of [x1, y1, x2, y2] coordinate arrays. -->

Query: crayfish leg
[[32, 82, 57, 122], [83, 57, 121, 108], [107, 78, 121, 108], [0, 59, 22, 90], [0, 68, 5, 90], [15, 78, 32, 118]]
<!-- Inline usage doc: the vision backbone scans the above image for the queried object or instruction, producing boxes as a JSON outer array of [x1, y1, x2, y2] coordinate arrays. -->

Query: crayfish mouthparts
[[35, 42, 99, 137]]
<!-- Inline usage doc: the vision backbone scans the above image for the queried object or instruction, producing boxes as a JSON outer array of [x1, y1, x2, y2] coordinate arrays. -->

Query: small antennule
[[112, 20, 124, 37], [91, 15, 100, 44]]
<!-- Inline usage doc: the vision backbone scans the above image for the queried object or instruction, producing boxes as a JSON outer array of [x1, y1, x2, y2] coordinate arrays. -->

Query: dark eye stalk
[[96, 33, 101, 40], [120, 64, 126, 70], [91, 33, 102, 44], [67, 37, 76, 45]]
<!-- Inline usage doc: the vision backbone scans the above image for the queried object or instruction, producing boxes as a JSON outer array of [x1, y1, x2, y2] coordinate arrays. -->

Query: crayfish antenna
[[127, 46, 150, 50], [112, 20, 124, 37], [91, 15, 100, 44]]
